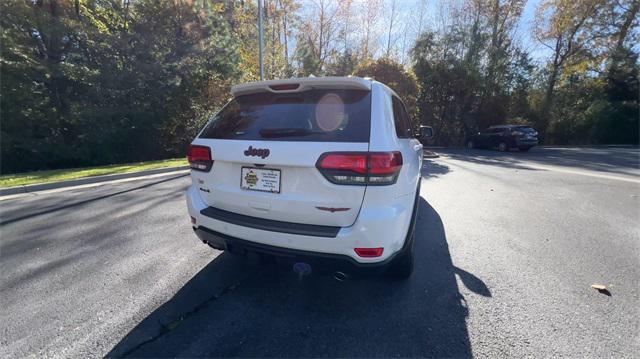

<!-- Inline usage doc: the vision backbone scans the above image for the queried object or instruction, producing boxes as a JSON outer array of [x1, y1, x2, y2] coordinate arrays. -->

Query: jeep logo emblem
[[244, 146, 270, 159]]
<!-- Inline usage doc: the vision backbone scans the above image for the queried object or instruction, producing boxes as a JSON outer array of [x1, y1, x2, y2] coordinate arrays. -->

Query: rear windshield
[[199, 89, 371, 142], [513, 126, 536, 133]]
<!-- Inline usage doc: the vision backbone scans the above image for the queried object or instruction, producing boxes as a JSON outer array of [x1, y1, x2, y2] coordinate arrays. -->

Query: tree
[[358, 0, 381, 59], [354, 58, 419, 122], [3, 0, 638, 175], [412, 31, 482, 145], [1, 0, 240, 173], [603, 0, 639, 102], [278, 0, 299, 76], [484, 0, 525, 99], [325, 49, 357, 76], [294, 27, 321, 75], [1, 0, 100, 171], [610, 1, 639, 55], [506, 48, 536, 121], [337, 0, 354, 54], [534, 0, 606, 136], [385, 0, 398, 58]]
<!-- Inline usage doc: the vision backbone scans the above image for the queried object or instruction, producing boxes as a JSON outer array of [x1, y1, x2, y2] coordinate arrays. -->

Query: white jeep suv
[[186, 77, 424, 278]]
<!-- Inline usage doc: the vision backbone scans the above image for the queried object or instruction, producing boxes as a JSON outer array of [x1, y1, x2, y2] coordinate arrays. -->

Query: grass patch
[[0, 158, 187, 188]]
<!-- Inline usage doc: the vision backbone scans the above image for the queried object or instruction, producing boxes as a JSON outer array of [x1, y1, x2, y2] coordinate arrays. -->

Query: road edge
[[0, 166, 189, 197]]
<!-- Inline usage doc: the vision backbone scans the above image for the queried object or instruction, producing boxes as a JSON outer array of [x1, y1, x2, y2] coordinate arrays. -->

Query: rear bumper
[[185, 184, 414, 264], [193, 226, 397, 274]]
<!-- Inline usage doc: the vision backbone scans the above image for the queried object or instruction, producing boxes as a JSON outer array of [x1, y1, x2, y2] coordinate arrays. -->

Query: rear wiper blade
[[259, 128, 326, 138]]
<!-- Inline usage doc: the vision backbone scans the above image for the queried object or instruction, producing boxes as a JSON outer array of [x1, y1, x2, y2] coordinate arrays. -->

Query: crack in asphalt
[[114, 276, 248, 358]]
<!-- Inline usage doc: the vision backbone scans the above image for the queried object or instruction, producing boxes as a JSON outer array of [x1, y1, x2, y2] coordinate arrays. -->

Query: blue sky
[[389, 0, 549, 62], [293, 0, 550, 64]]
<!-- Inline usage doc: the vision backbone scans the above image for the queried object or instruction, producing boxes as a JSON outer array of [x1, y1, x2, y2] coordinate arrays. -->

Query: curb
[[0, 166, 189, 196]]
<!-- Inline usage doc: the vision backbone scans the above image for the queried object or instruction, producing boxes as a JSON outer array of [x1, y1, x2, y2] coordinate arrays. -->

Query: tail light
[[316, 152, 402, 185], [269, 83, 300, 91], [355, 247, 384, 257], [187, 145, 213, 172]]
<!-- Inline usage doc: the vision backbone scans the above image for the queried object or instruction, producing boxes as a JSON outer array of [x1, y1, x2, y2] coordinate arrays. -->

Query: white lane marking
[[437, 156, 640, 184], [0, 170, 190, 201], [522, 164, 640, 184]]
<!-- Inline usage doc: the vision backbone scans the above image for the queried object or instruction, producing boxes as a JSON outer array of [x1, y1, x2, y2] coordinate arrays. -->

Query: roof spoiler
[[231, 76, 372, 97]]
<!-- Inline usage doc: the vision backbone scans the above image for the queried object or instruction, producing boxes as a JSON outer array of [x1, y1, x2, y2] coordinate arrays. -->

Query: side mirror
[[419, 126, 433, 139]]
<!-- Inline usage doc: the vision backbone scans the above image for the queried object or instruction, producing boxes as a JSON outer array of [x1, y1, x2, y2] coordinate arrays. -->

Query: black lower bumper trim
[[193, 226, 394, 273], [200, 206, 340, 238]]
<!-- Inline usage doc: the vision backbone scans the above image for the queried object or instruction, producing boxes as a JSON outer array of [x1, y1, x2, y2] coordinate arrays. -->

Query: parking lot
[[1, 146, 639, 357]]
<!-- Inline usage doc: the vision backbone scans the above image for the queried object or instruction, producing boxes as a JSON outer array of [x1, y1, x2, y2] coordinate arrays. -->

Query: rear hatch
[[189, 86, 371, 227]]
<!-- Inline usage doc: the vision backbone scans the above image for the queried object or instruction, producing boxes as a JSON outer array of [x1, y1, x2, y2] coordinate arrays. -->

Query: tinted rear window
[[200, 89, 371, 142], [513, 126, 536, 133]]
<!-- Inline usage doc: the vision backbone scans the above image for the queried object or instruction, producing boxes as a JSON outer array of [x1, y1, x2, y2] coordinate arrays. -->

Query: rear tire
[[389, 181, 419, 279], [498, 142, 508, 152], [389, 240, 414, 279], [519, 146, 531, 152]]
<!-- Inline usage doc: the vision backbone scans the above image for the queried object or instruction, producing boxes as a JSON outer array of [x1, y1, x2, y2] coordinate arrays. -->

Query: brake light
[[316, 152, 402, 185], [187, 145, 213, 172], [269, 83, 300, 91], [355, 247, 384, 257]]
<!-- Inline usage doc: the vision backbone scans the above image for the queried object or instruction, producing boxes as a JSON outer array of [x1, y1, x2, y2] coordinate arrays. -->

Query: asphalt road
[[1, 146, 639, 358]]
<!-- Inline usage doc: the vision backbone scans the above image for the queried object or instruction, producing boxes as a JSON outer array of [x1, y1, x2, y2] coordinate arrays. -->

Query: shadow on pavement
[[421, 159, 451, 179], [438, 147, 640, 176], [109, 198, 489, 358], [0, 174, 189, 226]]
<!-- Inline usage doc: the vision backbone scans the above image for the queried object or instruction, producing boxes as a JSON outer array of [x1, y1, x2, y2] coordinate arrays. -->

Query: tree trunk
[[385, 0, 396, 58], [614, 1, 639, 53], [540, 38, 563, 136], [608, 0, 640, 74], [279, 0, 289, 75], [318, 0, 324, 72], [485, 0, 500, 96]]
